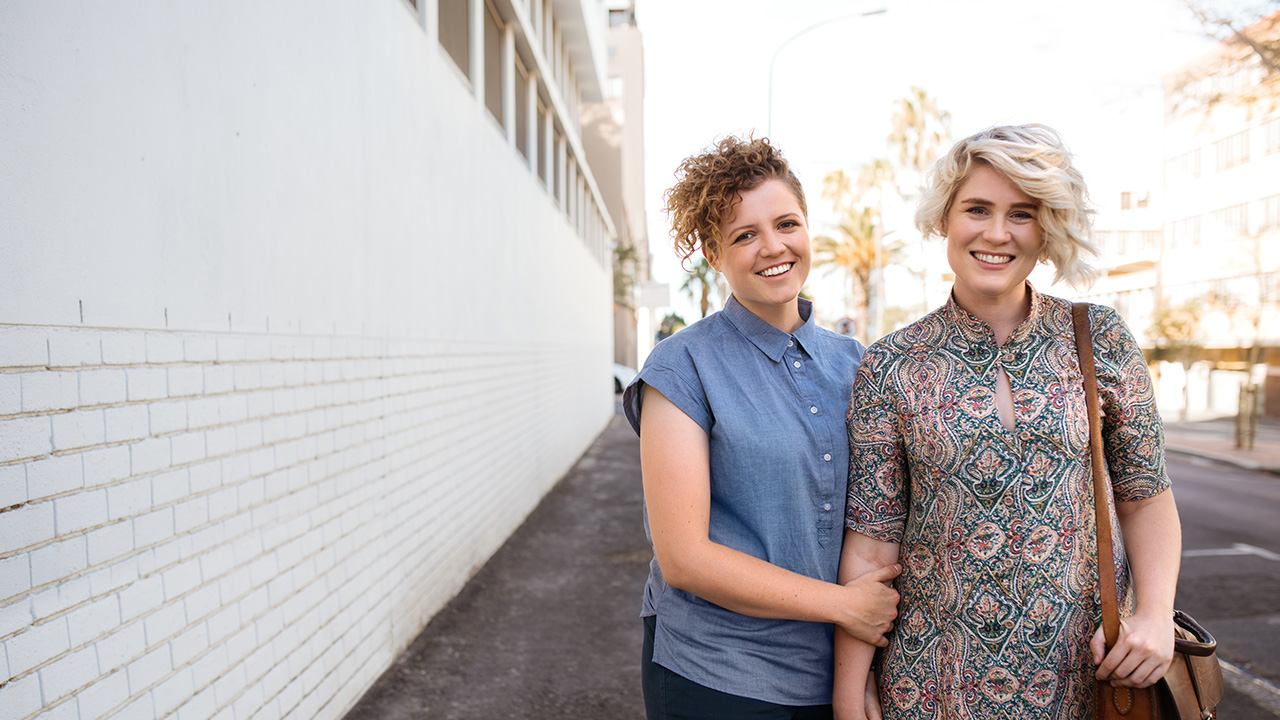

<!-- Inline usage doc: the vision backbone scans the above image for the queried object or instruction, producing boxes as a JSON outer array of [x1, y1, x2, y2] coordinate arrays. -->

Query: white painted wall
[[0, 2, 615, 718]]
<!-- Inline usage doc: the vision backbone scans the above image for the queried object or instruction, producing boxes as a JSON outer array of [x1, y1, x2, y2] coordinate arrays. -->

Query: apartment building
[[0, 1, 618, 717], [1083, 11, 1280, 417]]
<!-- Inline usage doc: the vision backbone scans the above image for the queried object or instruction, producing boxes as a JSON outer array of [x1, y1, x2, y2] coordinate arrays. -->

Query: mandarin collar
[[943, 282, 1045, 347], [721, 295, 817, 362]]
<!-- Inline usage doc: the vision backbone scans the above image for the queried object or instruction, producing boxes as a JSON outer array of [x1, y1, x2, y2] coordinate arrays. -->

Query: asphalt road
[[1168, 453, 1280, 718]]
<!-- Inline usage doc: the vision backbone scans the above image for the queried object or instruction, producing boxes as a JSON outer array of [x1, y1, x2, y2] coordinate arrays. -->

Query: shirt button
[[1019, 430, 1032, 441], [822, 503, 833, 512], [787, 339, 794, 347], [823, 453, 832, 462], [810, 406, 818, 414], [1001, 351, 1015, 363], [793, 360, 802, 369], [1001, 619, 1016, 629]]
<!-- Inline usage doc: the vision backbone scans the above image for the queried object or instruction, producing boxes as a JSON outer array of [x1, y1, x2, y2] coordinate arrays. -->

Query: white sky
[[633, 0, 1220, 323]]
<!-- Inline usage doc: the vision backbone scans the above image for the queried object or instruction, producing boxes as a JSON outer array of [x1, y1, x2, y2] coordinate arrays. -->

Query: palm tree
[[887, 86, 952, 178], [888, 87, 952, 316], [681, 257, 720, 318], [816, 162, 902, 342], [813, 207, 877, 340]]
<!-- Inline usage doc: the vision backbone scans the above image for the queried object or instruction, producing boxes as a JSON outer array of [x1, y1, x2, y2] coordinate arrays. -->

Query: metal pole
[[766, 9, 886, 137]]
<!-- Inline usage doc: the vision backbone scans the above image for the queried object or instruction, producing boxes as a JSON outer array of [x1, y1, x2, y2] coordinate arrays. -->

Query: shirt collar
[[943, 282, 1044, 346], [721, 295, 818, 362]]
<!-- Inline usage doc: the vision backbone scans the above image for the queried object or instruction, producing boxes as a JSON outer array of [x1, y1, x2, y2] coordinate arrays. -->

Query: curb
[[1165, 445, 1280, 477]]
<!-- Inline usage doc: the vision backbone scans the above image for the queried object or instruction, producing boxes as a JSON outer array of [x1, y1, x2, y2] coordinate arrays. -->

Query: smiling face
[[944, 162, 1045, 318], [711, 178, 811, 332]]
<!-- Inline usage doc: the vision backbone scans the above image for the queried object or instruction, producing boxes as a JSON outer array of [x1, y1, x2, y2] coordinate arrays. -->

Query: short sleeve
[[1091, 305, 1171, 502], [845, 348, 908, 541], [623, 361, 713, 437]]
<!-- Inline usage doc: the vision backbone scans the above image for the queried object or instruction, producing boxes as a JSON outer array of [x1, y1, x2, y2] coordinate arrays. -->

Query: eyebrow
[[957, 196, 1039, 210]]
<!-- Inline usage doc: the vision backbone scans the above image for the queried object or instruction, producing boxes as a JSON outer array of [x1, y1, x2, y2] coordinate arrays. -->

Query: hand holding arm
[[639, 387, 901, 630]]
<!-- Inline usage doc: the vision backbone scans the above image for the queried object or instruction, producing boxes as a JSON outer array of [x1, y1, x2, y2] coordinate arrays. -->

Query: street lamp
[[766, 8, 887, 137]]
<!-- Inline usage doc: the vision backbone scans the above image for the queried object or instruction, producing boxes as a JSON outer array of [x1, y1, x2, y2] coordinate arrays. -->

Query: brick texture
[[0, 324, 611, 720]]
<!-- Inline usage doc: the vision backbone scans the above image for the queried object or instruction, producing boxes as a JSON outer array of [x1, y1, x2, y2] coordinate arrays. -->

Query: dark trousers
[[641, 615, 834, 720]]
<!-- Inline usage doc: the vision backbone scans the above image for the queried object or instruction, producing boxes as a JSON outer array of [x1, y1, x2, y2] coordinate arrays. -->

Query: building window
[[1167, 149, 1200, 183], [515, 58, 529, 161], [1267, 117, 1280, 155], [1120, 192, 1132, 210], [1214, 129, 1250, 171], [553, 132, 564, 206], [1263, 271, 1280, 305], [439, 0, 470, 78], [567, 159, 577, 222], [1262, 194, 1280, 231], [609, 8, 632, 27], [483, 1, 503, 124], [537, 100, 549, 185], [1210, 203, 1248, 239], [1170, 216, 1200, 248]]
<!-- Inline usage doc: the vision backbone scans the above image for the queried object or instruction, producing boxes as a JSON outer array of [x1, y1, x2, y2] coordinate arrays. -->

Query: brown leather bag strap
[[1072, 302, 1121, 649]]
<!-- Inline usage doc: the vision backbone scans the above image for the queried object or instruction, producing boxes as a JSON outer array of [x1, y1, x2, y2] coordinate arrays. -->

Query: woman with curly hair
[[834, 124, 1181, 719], [622, 135, 902, 720]]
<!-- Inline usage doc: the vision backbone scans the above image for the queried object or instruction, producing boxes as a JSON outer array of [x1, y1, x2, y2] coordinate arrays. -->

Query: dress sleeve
[[845, 347, 908, 541], [1090, 305, 1171, 502]]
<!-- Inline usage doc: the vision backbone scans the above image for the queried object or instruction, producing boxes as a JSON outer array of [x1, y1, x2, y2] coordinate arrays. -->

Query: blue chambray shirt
[[623, 296, 866, 706]]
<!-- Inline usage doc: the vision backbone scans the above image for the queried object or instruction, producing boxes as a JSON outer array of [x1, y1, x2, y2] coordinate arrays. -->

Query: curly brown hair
[[663, 136, 807, 268]]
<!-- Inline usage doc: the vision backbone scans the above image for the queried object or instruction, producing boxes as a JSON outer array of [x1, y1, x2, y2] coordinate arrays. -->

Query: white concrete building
[[582, 1, 651, 372], [1080, 11, 1280, 418], [0, 1, 617, 717]]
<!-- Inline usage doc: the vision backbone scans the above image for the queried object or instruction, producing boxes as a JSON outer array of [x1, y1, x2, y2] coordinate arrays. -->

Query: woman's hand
[[834, 564, 901, 646], [1091, 609, 1175, 687]]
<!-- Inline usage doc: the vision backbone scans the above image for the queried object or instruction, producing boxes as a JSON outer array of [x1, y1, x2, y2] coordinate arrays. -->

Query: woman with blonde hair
[[624, 135, 901, 719], [835, 124, 1181, 719]]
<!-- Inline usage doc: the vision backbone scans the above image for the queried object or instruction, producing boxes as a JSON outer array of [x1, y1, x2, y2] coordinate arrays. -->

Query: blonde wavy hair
[[915, 124, 1097, 287], [663, 135, 806, 268]]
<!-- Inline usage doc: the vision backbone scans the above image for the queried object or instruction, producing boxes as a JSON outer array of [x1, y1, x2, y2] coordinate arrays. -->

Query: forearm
[[833, 628, 877, 718], [833, 530, 900, 715], [661, 540, 854, 624], [1116, 489, 1181, 617], [1094, 489, 1181, 685]]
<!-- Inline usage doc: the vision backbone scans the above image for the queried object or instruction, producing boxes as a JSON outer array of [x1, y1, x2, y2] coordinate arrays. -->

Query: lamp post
[[766, 8, 887, 137]]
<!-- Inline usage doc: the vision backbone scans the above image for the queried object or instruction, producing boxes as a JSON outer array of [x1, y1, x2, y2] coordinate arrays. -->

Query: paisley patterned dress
[[845, 288, 1170, 720]]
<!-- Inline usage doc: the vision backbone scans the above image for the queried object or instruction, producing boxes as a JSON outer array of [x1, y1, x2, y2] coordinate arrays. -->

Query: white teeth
[[760, 263, 792, 277], [974, 253, 1012, 265]]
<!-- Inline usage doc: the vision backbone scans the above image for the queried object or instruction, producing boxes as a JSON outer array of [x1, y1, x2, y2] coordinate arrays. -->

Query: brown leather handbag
[[1072, 303, 1224, 720]]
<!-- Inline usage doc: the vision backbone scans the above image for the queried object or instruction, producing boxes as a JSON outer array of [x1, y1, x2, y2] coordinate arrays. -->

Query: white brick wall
[[2, 328, 611, 719], [1, 2, 618, 717]]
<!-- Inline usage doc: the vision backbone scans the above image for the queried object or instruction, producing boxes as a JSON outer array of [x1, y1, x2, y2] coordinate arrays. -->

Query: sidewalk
[[343, 408, 1280, 719], [1163, 413, 1280, 475], [344, 409, 648, 719]]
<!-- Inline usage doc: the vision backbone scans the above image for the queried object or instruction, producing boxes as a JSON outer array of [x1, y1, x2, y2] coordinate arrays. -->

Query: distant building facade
[[1081, 11, 1280, 418], [0, 1, 618, 717], [583, 1, 651, 372]]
